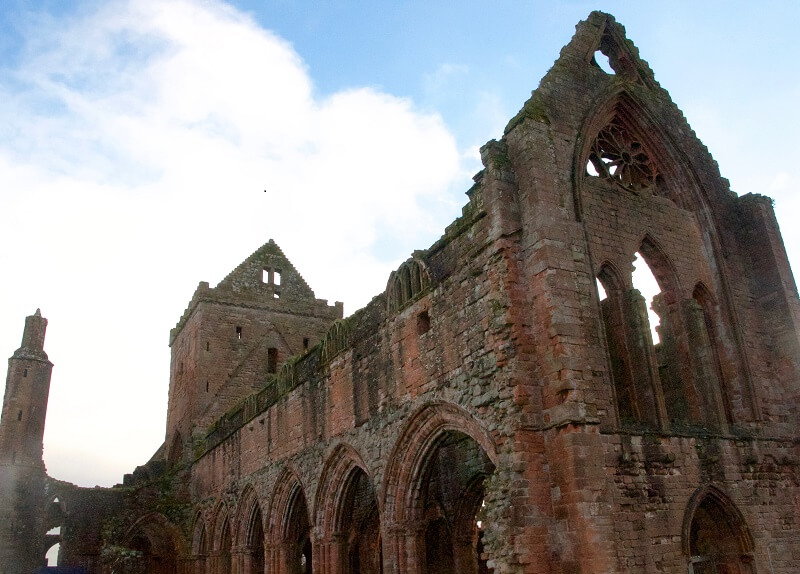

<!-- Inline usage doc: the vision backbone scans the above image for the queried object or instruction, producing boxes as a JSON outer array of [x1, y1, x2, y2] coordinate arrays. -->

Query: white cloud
[[0, 0, 465, 486]]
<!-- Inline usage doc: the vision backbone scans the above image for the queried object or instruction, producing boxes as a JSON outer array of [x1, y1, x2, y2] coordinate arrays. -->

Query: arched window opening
[[417, 431, 495, 574], [218, 517, 232, 574], [198, 524, 208, 553], [340, 468, 381, 574], [632, 252, 662, 343], [401, 265, 413, 302], [597, 266, 641, 425], [193, 518, 209, 573], [46, 497, 65, 530], [636, 242, 696, 428], [686, 492, 754, 573], [45, 496, 65, 567], [245, 500, 265, 574], [386, 259, 431, 314], [692, 284, 734, 426], [283, 487, 312, 574], [124, 517, 181, 574], [596, 246, 681, 430]]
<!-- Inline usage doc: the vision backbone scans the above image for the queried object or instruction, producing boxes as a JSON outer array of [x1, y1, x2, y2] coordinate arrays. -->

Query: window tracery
[[587, 118, 658, 192]]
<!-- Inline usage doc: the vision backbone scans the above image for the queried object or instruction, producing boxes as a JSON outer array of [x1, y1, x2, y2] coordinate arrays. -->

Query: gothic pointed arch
[[575, 89, 710, 221], [208, 499, 228, 548], [267, 467, 313, 573], [191, 510, 210, 557], [208, 501, 233, 574], [383, 402, 498, 521], [314, 443, 381, 573], [321, 319, 351, 365], [596, 260, 627, 294], [314, 443, 372, 533], [637, 234, 681, 301], [682, 486, 755, 572], [124, 512, 187, 574], [45, 495, 66, 532], [386, 256, 432, 314], [638, 234, 724, 428], [235, 485, 259, 544], [692, 282, 734, 424], [236, 484, 265, 574], [383, 402, 497, 573], [596, 260, 642, 424]]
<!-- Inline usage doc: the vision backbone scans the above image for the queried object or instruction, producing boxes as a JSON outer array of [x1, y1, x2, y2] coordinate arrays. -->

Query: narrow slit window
[[417, 310, 431, 335], [205, 381, 209, 393], [236, 326, 242, 340], [267, 347, 278, 374], [17, 410, 22, 421], [23, 368, 27, 378], [206, 342, 210, 352], [303, 337, 309, 350]]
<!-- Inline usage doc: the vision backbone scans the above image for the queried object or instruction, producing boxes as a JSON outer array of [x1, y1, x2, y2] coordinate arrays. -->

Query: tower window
[[303, 338, 309, 350], [262, 268, 282, 286], [17, 410, 22, 421], [206, 341, 210, 352], [23, 368, 27, 378], [236, 326, 242, 340], [267, 347, 278, 374]]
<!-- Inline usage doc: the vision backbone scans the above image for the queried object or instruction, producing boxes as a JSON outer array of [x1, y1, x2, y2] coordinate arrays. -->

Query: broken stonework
[[1, 11, 799, 574]]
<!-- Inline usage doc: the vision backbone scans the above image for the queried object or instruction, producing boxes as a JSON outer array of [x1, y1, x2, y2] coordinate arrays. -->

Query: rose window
[[587, 120, 657, 192]]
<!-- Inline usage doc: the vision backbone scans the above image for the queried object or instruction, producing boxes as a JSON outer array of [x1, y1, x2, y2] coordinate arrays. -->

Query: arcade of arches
[[4, 10, 800, 574], [181, 412, 496, 574]]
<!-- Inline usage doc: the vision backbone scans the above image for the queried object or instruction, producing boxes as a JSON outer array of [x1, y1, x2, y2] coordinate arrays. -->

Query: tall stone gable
[[4, 11, 800, 574]]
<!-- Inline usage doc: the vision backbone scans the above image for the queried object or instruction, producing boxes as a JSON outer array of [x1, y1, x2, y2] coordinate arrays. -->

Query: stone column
[[622, 289, 668, 429]]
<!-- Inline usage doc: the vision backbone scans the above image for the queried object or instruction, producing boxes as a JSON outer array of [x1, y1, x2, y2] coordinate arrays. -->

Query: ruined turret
[[0, 310, 54, 572]]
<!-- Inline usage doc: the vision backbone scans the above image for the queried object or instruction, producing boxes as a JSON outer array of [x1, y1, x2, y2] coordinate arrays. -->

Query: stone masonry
[[1, 11, 799, 574]]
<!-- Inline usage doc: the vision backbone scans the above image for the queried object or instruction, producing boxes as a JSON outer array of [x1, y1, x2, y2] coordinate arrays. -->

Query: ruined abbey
[[2, 11, 799, 574]]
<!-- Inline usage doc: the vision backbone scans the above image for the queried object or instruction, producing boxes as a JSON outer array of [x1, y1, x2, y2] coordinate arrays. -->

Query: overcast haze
[[1, 1, 798, 487]]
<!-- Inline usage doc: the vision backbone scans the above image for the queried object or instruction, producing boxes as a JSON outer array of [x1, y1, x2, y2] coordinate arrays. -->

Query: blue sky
[[0, 0, 798, 489]]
